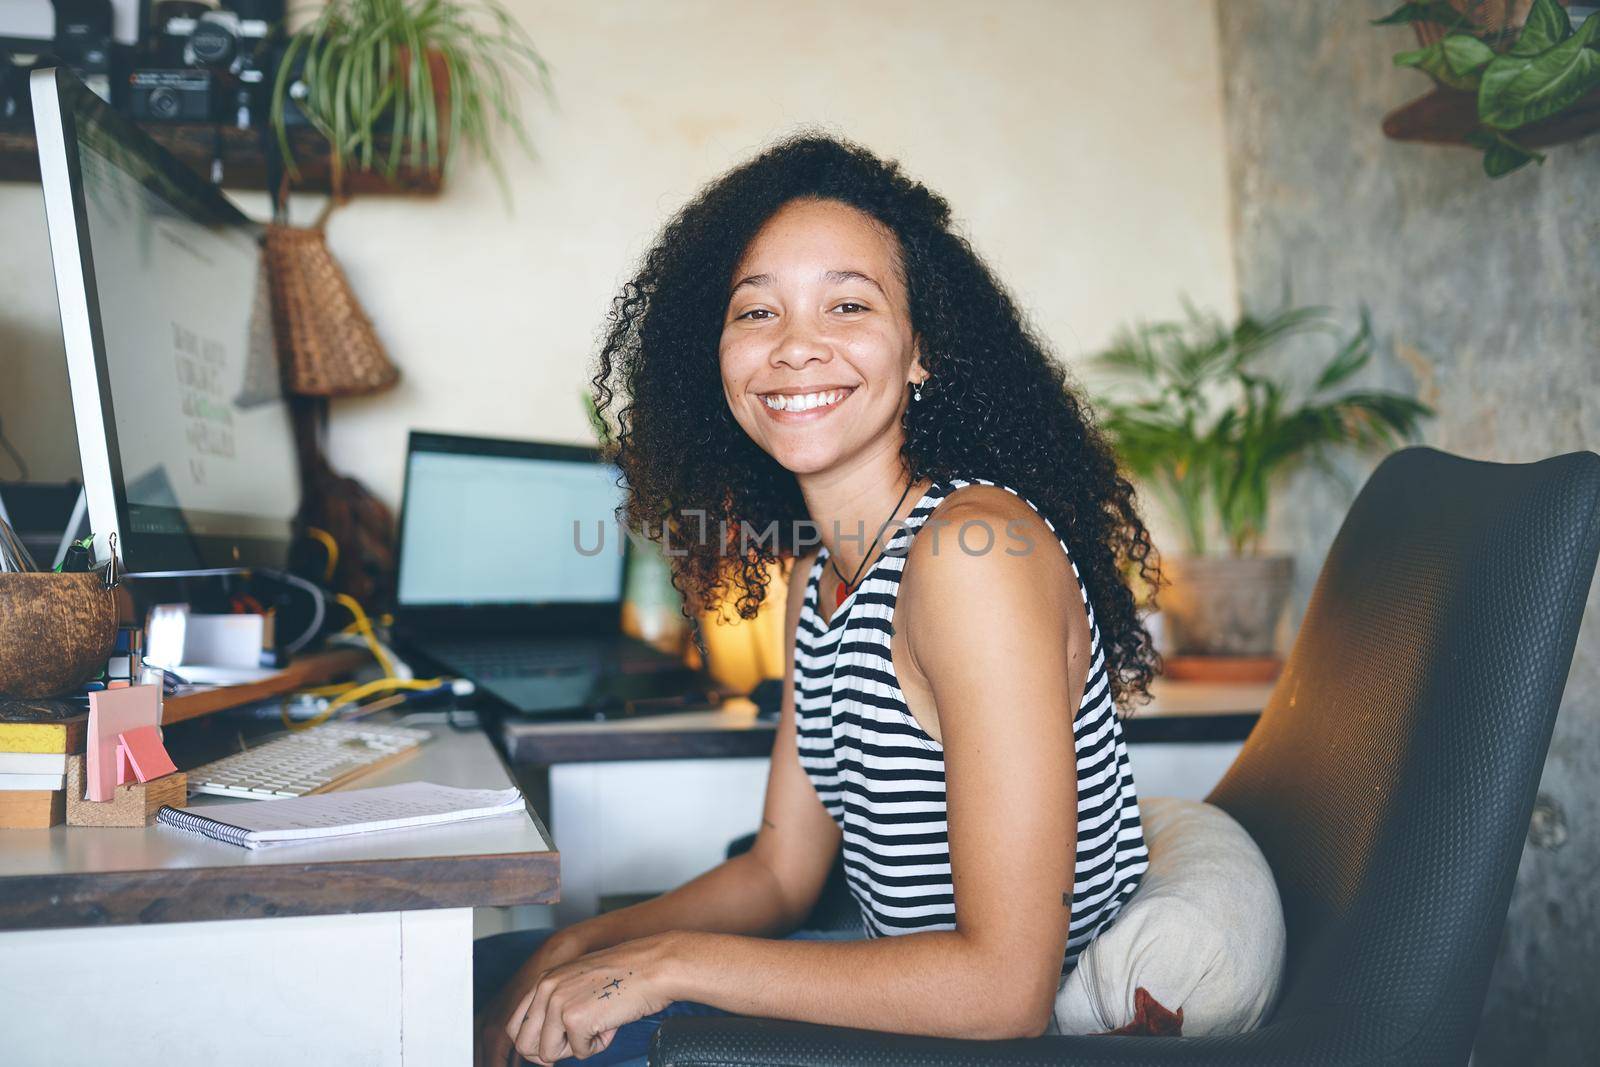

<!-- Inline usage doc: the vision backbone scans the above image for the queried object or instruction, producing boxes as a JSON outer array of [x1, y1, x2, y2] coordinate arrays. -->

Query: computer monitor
[[30, 67, 301, 574], [395, 432, 629, 635]]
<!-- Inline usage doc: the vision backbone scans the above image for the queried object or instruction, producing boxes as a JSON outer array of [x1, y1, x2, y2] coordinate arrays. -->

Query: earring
[[913, 381, 924, 402]]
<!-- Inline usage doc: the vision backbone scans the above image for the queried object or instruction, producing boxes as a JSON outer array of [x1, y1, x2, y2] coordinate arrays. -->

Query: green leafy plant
[[1090, 304, 1433, 557], [1378, 0, 1600, 176], [271, 0, 552, 192]]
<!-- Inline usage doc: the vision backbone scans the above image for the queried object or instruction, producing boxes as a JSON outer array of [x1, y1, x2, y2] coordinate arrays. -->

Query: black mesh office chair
[[653, 446, 1600, 1066]]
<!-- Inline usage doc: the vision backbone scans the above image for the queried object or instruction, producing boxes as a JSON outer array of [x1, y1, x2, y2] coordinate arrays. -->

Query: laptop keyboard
[[430, 638, 674, 679]]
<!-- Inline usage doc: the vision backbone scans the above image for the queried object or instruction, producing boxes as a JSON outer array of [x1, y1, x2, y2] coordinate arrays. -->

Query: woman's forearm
[[560, 850, 800, 956], [663, 929, 1055, 1040]]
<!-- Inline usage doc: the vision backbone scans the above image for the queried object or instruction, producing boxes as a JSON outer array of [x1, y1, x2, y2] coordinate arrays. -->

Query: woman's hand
[[476, 930, 590, 1067], [506, 932, 685, 1064]]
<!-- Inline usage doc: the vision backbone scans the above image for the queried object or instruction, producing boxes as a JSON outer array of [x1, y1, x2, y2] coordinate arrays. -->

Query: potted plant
[[1376, 0, 1600, 176], [1090, 304, 1433, 677], [270, 0, 552, 193]]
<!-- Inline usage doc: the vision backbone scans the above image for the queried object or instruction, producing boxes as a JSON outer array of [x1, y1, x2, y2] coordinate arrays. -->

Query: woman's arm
[[484, 553, 842, 1066], [547, 551, 842, 957], [513, 493, 1092, 1061]]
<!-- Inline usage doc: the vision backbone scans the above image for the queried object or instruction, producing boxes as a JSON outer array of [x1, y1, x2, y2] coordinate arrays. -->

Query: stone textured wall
[[1215, 4, 1599, 1063]]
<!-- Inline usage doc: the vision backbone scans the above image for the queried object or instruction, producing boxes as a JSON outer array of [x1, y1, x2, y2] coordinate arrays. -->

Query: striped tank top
[[794, 477, 1148, 973]]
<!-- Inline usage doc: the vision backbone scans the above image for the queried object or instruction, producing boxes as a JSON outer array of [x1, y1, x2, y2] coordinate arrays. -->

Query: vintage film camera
[[129, 0, 285, 126]]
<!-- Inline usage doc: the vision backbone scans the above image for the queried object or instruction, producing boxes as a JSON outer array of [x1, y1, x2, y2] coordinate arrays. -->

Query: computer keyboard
[[436, 639, 602, 678], [186, 721, 432, 799]]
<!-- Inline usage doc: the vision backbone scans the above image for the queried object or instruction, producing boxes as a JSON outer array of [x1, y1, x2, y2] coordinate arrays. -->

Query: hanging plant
[[1376, 0, 1600, 176], [270, 0, 552, 194]]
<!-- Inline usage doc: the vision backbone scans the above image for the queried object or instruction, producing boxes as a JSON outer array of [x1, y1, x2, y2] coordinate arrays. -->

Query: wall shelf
[[0, 119, 442, 196]]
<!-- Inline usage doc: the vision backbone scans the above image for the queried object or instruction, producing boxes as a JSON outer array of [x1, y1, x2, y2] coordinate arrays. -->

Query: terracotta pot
[[313, 45, 454, 195], [0, 572, 118, 698], [1412, 0, 1566, 48], [1160, 555, 1293, 657]]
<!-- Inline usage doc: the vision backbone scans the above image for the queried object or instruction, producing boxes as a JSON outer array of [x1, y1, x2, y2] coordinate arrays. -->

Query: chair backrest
[[1207, 446, 1600, 1062]]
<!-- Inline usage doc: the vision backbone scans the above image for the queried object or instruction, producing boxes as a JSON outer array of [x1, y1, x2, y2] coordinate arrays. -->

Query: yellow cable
[[335, 592, 395, 678], [282, 676, 445, 731], [305, 526, 339, 583], [298, 681, 357, 697], [338, 614, 394, 636], [279, 592, 446, 731]]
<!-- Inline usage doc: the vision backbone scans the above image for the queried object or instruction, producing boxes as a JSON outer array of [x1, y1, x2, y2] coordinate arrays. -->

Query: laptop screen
[[397, 439, 627, 608]]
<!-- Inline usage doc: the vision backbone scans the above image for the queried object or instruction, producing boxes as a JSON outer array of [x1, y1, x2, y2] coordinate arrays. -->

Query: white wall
[[0, 0, 1237, 512]]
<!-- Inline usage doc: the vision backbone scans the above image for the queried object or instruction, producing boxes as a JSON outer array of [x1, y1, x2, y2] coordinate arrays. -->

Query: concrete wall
[[1215, 4, 1599, 1063], [0, 0, 1237, 512]]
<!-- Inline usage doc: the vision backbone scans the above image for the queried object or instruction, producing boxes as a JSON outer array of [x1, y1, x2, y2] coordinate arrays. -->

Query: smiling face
[[719, 197, 925, 477]]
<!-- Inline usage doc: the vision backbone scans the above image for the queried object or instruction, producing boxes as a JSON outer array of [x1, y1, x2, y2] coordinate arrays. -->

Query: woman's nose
[[771, 318, 832, 370]]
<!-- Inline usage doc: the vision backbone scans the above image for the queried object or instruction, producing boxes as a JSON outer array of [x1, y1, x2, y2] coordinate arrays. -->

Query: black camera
[[127, 67, 219, 121], [132, 0, 285, 126]]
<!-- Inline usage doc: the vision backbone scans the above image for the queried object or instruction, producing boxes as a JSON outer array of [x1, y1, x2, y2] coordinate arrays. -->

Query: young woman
[[476, 134, 1162, 1067]]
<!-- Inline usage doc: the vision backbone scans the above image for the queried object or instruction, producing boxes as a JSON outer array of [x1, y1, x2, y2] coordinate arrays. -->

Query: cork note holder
[[65, 754, 187, 827]]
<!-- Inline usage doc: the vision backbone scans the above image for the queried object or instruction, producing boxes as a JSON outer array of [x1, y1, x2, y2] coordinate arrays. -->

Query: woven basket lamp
[[264, 222, 401, 397]]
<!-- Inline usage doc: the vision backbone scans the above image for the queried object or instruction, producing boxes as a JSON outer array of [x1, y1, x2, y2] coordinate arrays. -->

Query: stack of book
[[0, 699, 87, 829]]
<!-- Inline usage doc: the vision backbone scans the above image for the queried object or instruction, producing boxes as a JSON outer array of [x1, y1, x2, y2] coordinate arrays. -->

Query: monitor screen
[[33, 68, 301, 572], [397, 445, 627, 608]]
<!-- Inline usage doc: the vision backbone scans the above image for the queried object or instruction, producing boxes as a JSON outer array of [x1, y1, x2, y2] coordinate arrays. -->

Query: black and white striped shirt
[[794, 477, 1148, 973]]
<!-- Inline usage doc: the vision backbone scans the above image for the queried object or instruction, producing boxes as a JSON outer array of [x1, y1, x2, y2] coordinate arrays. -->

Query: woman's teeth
[[762, 389, 849, 412]]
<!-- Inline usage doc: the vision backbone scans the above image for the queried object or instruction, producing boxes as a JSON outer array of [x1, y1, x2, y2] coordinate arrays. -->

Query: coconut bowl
[[0, 571, 118, 698]]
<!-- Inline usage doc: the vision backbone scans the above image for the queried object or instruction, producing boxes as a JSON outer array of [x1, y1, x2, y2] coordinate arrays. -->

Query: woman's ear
[[909, 341, 930, 387]]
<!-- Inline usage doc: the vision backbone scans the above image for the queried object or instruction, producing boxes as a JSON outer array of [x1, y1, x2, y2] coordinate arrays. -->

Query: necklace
[[828, 476, 918, 609]]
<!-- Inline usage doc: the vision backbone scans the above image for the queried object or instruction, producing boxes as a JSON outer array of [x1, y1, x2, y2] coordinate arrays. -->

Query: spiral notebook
[[157, 781, 525, 849]]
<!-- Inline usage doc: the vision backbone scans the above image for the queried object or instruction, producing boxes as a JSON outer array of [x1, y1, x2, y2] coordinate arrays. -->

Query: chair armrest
[[650, 1017, 1320, 1066]]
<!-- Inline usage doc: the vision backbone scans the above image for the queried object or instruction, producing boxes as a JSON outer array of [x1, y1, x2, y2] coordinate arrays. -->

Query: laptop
[[393, 431, 717, 717]]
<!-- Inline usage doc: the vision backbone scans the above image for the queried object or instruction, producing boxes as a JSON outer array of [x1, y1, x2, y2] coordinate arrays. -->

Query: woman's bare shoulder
[[904, 484, 1067, 583], [899, 485, 1086, 662]]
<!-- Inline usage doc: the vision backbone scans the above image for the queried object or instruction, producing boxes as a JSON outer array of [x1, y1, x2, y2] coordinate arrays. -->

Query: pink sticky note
[[86, 686, 162, 802], [117, 741, 134, 786], [117, 725, 177, 783]]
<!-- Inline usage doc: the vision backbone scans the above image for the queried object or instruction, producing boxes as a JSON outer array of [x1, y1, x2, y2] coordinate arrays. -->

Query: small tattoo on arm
[[603, 978, 623, 990]]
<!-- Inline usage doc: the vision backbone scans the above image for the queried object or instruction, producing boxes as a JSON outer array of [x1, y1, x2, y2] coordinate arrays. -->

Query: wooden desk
[[159, 647, 370, 726], [0, 718, 557, 1065], [500, 679, 1271, 924], [500, 679, 1274, 764]]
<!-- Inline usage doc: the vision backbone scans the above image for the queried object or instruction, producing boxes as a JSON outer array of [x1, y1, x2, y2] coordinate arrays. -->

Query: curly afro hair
[[591, 132, 1164, 709]]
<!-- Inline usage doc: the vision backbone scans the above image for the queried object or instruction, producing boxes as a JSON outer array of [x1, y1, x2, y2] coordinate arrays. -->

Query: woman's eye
[[736, 308, 774, 321], [835, 302, 868, 314]]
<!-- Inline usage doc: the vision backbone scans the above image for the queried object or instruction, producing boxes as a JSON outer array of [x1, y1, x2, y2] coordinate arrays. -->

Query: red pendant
[[835, 581, 852, 608]]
